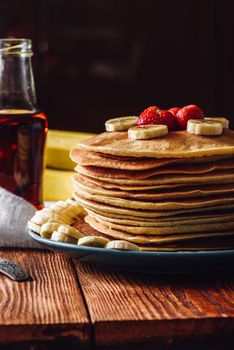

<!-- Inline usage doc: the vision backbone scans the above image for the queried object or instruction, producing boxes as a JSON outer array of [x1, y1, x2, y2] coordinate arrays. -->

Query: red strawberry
[[137, 106, 176, 131], [137, 106, 161, 125], [159, 110, 177, 131], [169, 107, 181, 117], [176, 104, 204, 129]]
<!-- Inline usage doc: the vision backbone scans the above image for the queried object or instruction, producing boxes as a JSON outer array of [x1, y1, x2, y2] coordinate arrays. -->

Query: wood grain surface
[[74, 261, 234, 347], [0, 249, 90, 347], [1, 249, 234, 349]]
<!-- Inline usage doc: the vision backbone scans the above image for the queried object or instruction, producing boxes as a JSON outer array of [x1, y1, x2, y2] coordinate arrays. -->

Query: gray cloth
[[0, 187, 41, 248]]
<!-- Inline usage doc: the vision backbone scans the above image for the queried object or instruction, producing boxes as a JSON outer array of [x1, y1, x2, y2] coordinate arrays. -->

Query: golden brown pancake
[[73, 193, 234, 218], [86, 209, 234, 227], [139, 242, 234, 251], [90, 213, 234, 235], [76, 169, 234, 186], [75, 186, 234, 211], [85, 215, 234, 245], [75, 159, 234, 180], [73, 174, 234, 201], [70, 148, 233, 170], [77, 173, 193, 191], [86, 207, 234, 221], [73, 218, 234, 251], [77, 129, 234, 158]]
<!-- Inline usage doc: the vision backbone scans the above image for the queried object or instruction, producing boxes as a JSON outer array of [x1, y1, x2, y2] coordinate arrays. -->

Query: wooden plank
[[74, 262, 234, 347], [0, 249, 91, 348]]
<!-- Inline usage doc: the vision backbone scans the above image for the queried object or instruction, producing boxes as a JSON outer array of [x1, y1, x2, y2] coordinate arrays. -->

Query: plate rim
[[28, 229, 234, 257]]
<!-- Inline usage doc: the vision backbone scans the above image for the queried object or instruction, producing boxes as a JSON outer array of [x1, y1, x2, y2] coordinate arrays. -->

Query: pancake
[[87, 209, 234, 227], [70, 148, 178, 170], [75, 159, 234, 180], [77, 173, 193, 191], [139, 241, 234, 251], [85, 215, 234, 245], [86, 207, 234, 222], [75, 186, 234, 211], [73, 193, 234, 218], [71, 148, 233, 170], [77, 129, 234, 158], [90, 214, 234, 235], [73, 174, 234, 201], [77, 169, 234, 186], [73, 218, 234, 251]]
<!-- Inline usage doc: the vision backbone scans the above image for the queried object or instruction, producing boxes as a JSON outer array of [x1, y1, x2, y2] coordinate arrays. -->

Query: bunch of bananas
[[44, 130, 95, 201]]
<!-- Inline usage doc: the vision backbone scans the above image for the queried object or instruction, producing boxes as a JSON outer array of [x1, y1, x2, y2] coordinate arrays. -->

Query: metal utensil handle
[[0, 259, 29, 281]]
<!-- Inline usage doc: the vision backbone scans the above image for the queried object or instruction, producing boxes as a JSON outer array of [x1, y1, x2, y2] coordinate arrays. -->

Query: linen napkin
[[0, 187, 41, 248]]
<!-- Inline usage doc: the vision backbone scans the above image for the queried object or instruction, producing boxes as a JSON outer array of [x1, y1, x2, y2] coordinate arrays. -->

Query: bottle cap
[[0, 38, 32, 56]]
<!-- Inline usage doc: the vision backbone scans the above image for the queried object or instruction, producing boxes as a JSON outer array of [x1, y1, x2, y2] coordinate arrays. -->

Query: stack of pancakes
[[70, 129, 234, 251]]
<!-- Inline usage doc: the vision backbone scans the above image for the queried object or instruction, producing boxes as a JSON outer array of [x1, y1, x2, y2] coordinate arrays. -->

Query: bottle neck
[[0, 54, 38, 112]]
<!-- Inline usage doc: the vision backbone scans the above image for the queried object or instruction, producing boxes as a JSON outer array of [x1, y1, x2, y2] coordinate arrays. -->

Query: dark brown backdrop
[[1, 0, 234, 132]]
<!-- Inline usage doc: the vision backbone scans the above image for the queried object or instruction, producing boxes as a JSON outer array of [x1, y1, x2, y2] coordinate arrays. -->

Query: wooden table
[[1, 249, 234, 350]]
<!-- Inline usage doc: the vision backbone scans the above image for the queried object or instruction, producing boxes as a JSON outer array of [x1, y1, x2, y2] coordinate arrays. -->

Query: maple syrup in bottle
[[0, 39, 48, 208]]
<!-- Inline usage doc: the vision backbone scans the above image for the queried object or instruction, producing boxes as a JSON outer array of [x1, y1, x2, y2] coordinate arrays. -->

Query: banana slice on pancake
[[187, 119, 223, 136], [105, 240, 140, 251], [205, 117, 229, 129], [78, 236, 110, 247], [105, 116, 137, 131], [128, 125, 168, 140]]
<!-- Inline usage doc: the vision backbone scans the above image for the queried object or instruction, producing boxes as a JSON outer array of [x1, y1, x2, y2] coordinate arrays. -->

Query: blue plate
[[28, 229, 234, 273]]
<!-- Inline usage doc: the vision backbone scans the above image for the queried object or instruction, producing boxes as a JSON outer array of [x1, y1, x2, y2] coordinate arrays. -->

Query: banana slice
[[27, 221, 41, 234], [78, 236, 110, 247], [48, 199, 83, 217], [30, 214, 49, 225], [36, 208, 73, 223], [58, 224, 84, 239], [51, 231, 77, 244], [50, 201, 72, 212], [35, 201, 83, 225], [187, 119, 223, 136], [128, 125, 168, 140], [205, 117, 229, 129], [50, 200, 65, 209], [66, 199, 80, 207], [30, 213, 68, 225], [105, 240, 140, 251], [52, 207, 76, 220], [105, 116, 137, 132], [64, 205, 84, 218], [40, 222, 61, 238]]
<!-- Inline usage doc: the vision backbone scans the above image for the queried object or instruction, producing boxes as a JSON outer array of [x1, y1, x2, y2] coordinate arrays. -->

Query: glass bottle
[[0, 38, 48, 208]]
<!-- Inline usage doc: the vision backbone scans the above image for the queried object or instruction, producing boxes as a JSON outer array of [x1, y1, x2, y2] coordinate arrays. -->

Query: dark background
[[1, 0, 234, 132]]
